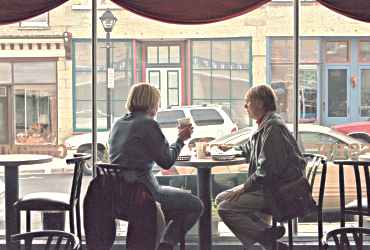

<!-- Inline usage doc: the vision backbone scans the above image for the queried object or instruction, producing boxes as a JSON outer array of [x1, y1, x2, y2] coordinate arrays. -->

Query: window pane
[[230, 99, 250, 128], [113, 42, 132, 70], [0, 63, 12, 84], [360, 69, 370, 117], [212, 70, 230, 99], [212, 41, 230, 69], [147, 46, 157, 64], [301, 40, 319, 63], [170, 46, 180, 64], [359, 41, 370, 63], [271, 64, 293, 83], [299, 68, 318, 121], [157, 110, 185, 128], [192, 41, 211, 69], [14, 62, 56, 83], [158, 46, 169, 64], [20, 12, 48, 27], [168, 89, 179, 106], [0, 92, 8, 143], [168, 71, 179, 88], [271, 81, 292, 122], [190, 109, 224, 126], [231, 40, 249, 68], [325, 41, 349, 63], [271, 39, 293, 63], [148, 71, 160, 89], [193, 70, 211, 99], [328, 69, 347, 117], [14, 85, 56, 144], [75, 101, 107, 130], [112, 71, 131, 101], [75, 72, 92, 100], [231, 70, 250, 99]]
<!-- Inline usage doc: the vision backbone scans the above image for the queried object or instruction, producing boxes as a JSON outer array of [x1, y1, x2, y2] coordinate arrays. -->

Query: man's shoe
[[277, 241, 289, 250], [157, 242, 173, 250], [264, 226, 286, 242]]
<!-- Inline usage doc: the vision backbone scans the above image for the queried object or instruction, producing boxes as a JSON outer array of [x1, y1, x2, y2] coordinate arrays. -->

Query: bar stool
[[14, 153, 91, 241], [272, 153, 327, 250], [332, 160, 370, 228], [95, 163, 186, 250]]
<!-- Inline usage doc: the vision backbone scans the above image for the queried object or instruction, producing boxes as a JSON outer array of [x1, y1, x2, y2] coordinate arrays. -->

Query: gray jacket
[[239, 112, 306, 192], [108, 111, 184, 199]]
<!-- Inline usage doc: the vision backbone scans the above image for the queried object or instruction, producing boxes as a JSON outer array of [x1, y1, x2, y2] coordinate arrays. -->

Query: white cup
[[177, 117, 191, 128], [196, 142, 207, 159]]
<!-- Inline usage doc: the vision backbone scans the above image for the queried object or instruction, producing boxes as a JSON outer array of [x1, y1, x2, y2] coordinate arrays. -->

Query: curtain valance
[[0, 0, 68, 25], [111, 0, 271, 24], [317, 0, 370, 23]]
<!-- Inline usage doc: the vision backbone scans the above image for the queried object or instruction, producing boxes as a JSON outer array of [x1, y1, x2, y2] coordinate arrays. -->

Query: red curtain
[[317, 0, 370, 23], [0, 0, 68, 25], [111, 0, 271, 24]]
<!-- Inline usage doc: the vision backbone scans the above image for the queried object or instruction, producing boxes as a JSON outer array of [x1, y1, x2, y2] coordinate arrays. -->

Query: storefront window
[[359, 41, 370, 63], [269, 38, 320, 123], [191, 38, 251, 128], [15, 85, 57, 144], [325, 40, 350, 63], [73, 40, 133, 131]]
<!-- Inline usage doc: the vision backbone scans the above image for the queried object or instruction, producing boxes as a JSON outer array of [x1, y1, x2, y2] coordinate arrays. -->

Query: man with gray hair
[[216, 84, 306, 250]]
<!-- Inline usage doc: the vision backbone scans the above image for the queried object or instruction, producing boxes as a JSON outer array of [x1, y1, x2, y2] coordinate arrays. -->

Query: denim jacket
[[108, 111, 184, 199], [239, 112, 306, 192]]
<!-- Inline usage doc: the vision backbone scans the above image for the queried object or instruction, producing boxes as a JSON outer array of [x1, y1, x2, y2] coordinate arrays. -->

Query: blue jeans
[[157, 186, 203, 245]]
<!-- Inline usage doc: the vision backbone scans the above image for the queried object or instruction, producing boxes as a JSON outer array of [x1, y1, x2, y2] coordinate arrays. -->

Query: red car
[[332, 121, 370, 143]]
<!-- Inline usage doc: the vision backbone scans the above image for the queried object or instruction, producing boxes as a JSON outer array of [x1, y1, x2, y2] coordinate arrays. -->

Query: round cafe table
[[0, 154, 53, 250], [175, 156, 245, 250]]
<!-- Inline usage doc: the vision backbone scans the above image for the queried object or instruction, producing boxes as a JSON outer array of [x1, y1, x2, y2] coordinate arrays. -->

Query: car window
[[300, 131, 344, 155], [190, 109, 224, 126], [156, 110, 185, 128]]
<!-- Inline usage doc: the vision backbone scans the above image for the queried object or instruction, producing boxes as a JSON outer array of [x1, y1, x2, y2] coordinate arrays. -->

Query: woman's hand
[[178, 125, 193, 141], [224, 184, 246, 202]]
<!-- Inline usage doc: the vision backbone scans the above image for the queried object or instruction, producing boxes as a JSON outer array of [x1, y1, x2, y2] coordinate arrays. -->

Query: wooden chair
[[14, 153, 91, 241], [11, 230, 80, 250], [272, 153, 327, 250], [322, 227, 370, 250], [95, 163, 186, 250]]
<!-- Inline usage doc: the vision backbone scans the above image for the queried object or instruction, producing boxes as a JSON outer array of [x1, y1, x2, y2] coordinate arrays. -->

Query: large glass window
[[269, 38, 320, 123], [15, 85, 57, 144], [73, 40, 133, 131], [191, 38, 251, 128]]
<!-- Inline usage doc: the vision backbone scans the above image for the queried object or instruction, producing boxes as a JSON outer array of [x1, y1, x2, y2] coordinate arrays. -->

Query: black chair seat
[[14, 192, 70, 210], [345, 198, 368, 210]]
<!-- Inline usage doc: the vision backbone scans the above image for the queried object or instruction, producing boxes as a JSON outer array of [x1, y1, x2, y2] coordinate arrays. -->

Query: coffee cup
[[196, 142, 207, 159], [177, 117, 191, 128]]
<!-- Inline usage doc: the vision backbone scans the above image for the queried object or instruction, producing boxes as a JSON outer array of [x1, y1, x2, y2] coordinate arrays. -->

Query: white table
[[0, 154, 53, 250], [175, 156, 245, 250]]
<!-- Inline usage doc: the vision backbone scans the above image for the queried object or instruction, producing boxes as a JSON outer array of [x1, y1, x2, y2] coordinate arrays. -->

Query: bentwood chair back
[[11, 230, 80, 250]]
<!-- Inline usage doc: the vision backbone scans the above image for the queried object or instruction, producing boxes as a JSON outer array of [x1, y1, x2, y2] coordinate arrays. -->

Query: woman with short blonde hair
[[107, 82, 203, 250], [125, 82, 161, 114]]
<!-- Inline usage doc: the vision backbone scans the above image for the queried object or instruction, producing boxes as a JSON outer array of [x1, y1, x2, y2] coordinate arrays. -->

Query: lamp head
[[100, 9, 117, 33]]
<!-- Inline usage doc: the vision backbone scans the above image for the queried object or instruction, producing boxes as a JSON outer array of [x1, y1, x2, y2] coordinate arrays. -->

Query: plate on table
[[211, 154, 236, 161], [177, 155, 191, 161]]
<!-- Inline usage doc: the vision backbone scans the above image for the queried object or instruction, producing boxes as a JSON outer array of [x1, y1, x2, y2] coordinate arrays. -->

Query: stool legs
[[26, 210, 31, 232], [288, 220, 293, 250], [76, 203, 82, 241]]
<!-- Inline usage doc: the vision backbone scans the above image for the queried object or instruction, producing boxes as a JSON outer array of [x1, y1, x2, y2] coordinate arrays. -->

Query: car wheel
[[78, 149, 105, 175]]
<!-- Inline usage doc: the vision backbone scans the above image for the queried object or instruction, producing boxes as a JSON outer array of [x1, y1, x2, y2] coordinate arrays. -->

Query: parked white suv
[[64, 105, 237, 174]]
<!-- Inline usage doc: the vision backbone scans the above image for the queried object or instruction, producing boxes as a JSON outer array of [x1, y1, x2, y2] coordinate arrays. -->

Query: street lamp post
[[100, 9, 117, 130]]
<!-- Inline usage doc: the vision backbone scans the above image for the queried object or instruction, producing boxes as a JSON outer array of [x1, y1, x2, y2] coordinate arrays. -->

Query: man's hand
[[224, 184, 246, 202], [178, 125, 193, 141]]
